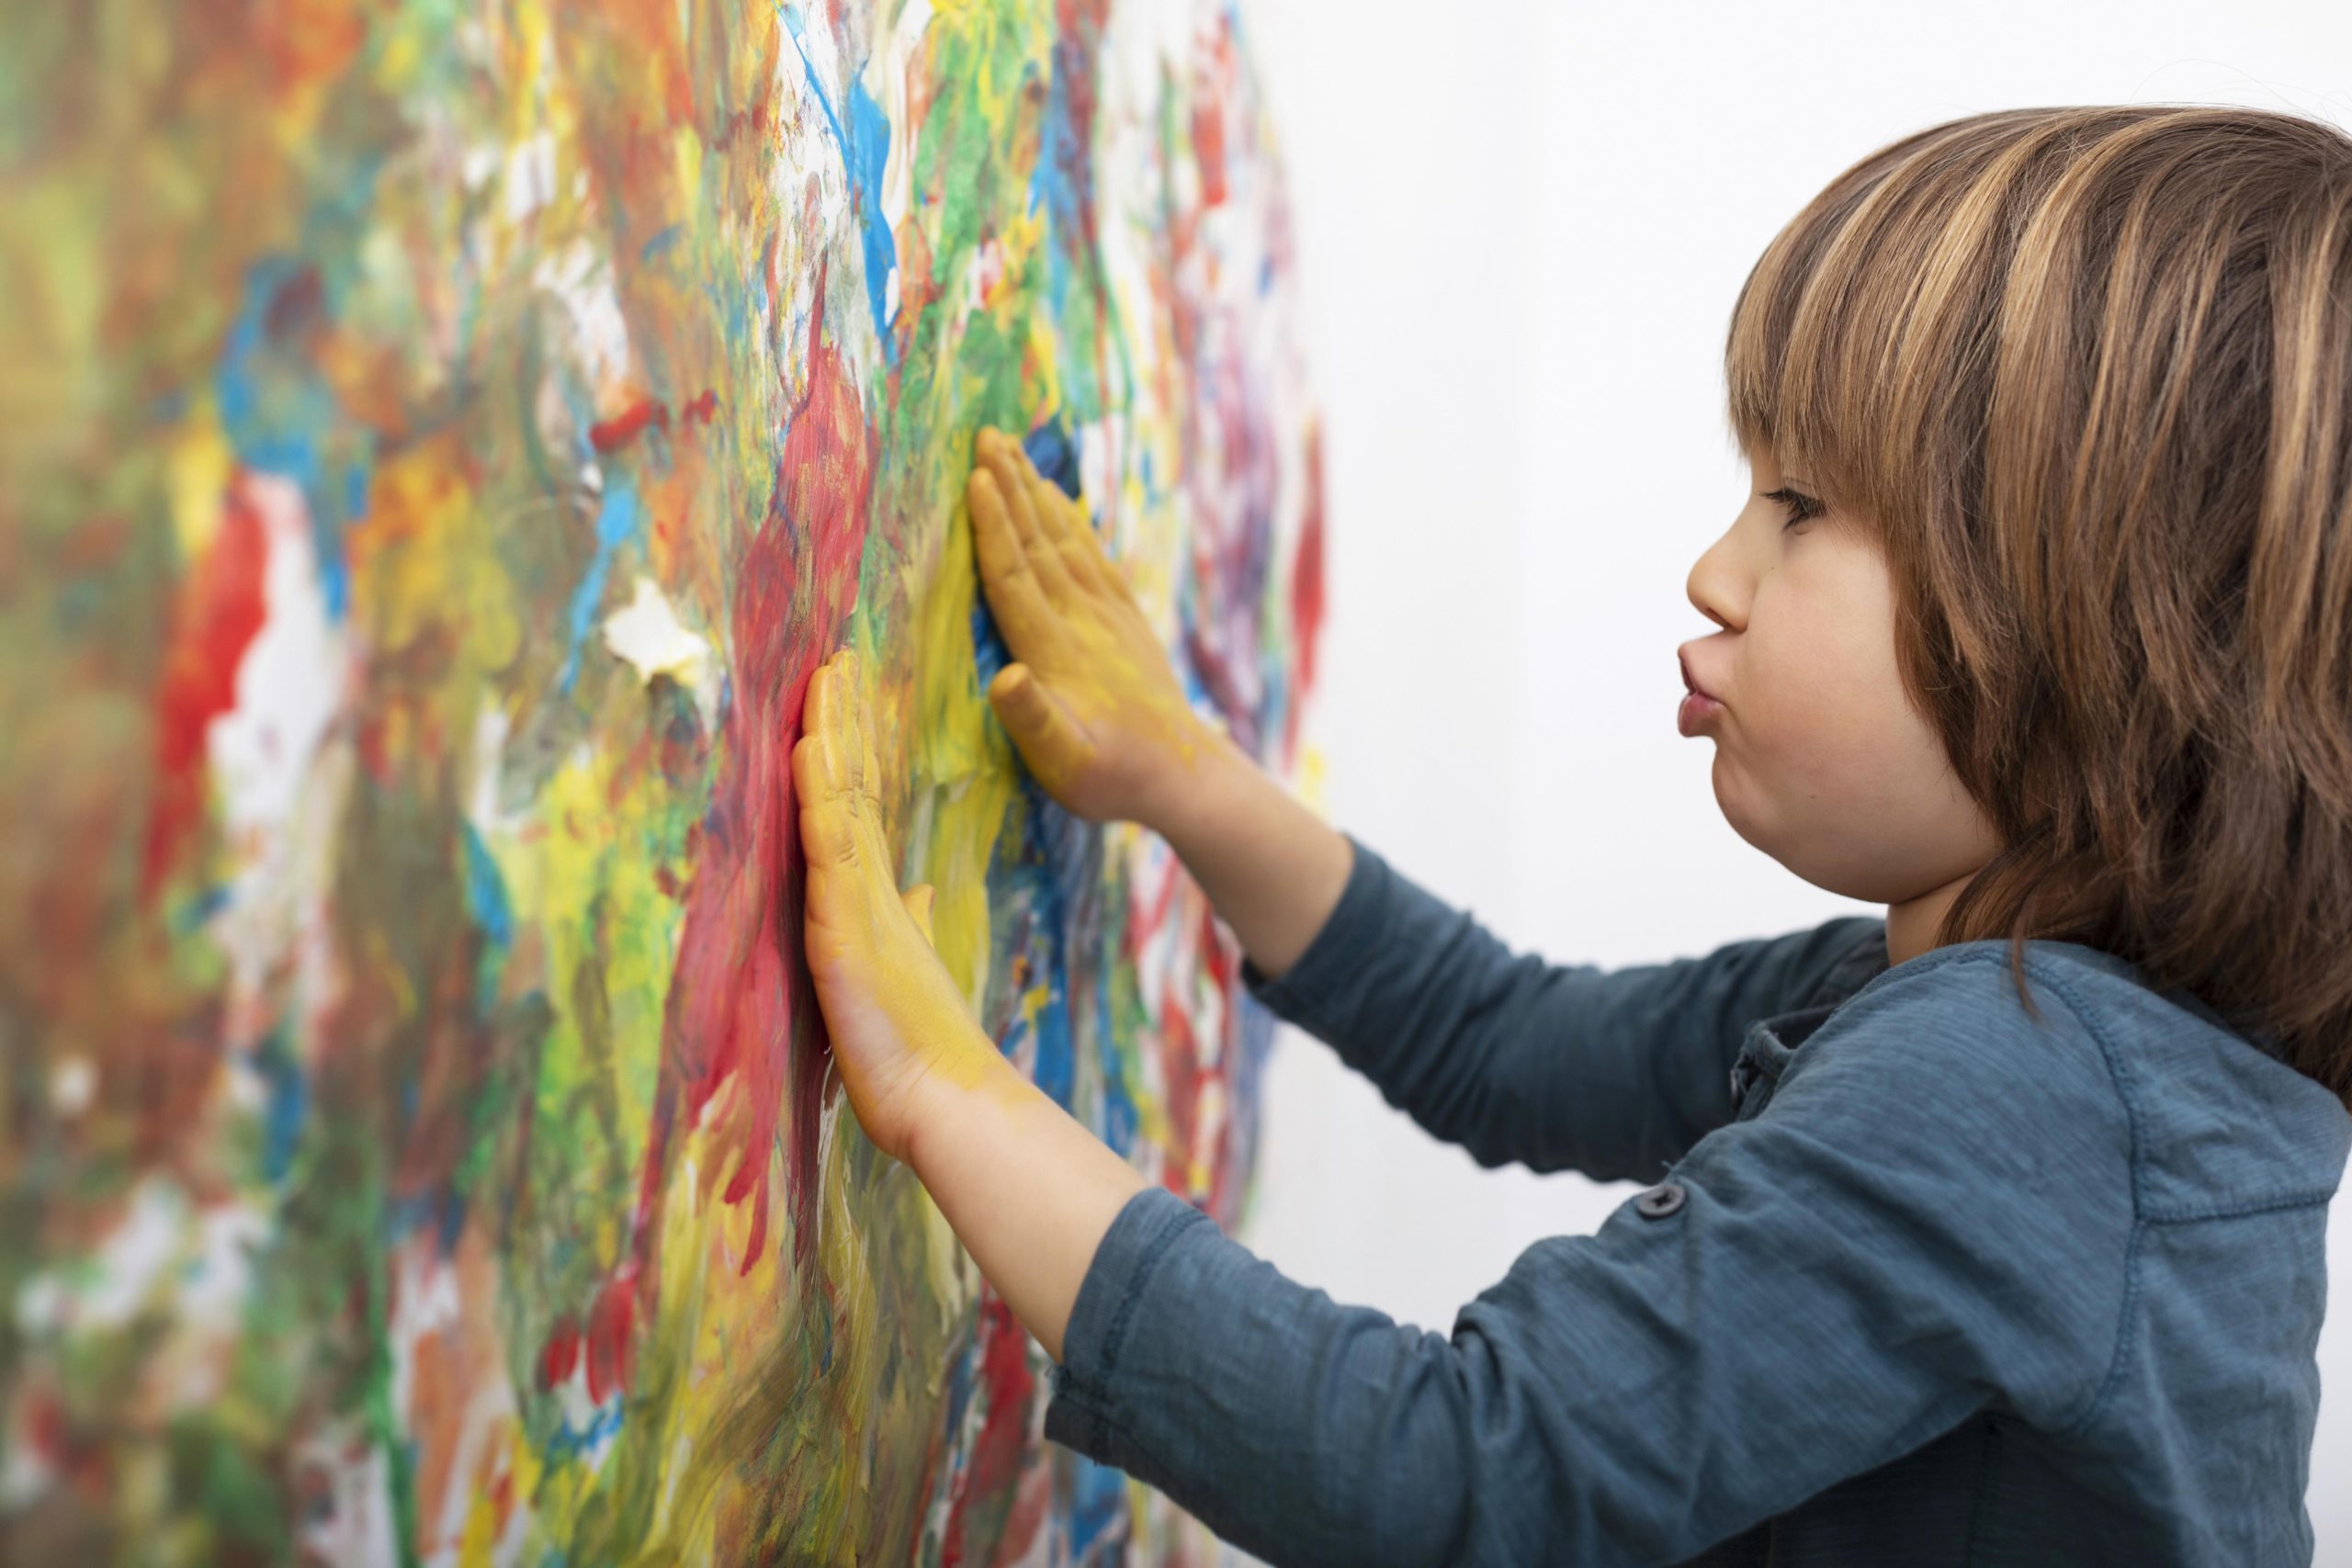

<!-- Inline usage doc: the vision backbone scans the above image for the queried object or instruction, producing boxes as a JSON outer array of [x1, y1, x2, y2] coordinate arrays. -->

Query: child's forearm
[[897, 739, 1348, 1366], [906, 1050, 1151, 1363], [901, 741, 1346, 1363], [1149, 728, 1355, 983], [962, 429, 1351, 979]]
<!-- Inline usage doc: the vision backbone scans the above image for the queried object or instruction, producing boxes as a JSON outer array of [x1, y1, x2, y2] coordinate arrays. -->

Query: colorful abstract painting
[[0, 0, 1324, 1562]]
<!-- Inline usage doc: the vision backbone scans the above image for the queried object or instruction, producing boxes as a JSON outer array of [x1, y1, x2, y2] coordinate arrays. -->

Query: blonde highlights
[[1726, 106, 2352, 1100]]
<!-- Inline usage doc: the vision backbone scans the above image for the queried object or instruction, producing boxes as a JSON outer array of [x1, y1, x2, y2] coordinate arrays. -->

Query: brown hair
[[1724, 105, 2352, 1103]]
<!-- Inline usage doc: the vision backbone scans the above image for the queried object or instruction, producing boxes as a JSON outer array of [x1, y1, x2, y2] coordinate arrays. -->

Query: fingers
[[1000, 427, 1131, 604], [976, 430, 1079, 600], [797, 658, 946, 959], [900, 883, 936, 947], [841, 654, 868, 801], [805, 650, 865, 796], [967, 467, 1059, 640], [1018, 451, 1121, 600], [796, 649, 886, 871], [859, 705, 882, 818], [988, 661, 1092, 789], [799, 655, 843, 795], [793, 735, 858, 870]]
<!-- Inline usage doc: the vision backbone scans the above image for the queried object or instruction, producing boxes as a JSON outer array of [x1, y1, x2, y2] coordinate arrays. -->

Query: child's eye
[[1762, 486, 1826, 530]]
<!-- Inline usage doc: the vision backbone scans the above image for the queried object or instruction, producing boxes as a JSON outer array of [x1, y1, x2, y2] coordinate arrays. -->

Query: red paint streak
[[1189, 23, 1234, 208], [680, 389, 719, 424], [538, 1314, 582, 1391], [1285, 422, 1327, 764], [1199, 897, 1238, 997], [256, 2, 368, 94], [1182, 615, 1254, 756], [26, 1386, 65, 1464], [1158, 989, 1202, 1199], [1196, 908, 1241, 1210], [1136, 852, 1184, 936], [60, 513, 131, 573], [623, 259, 875, 1345], [887, 220, 934, 394], [141, 475, 271, 900], [583, 1271, 638, 1404], [940, 1289, 1039, 1568], [1045, 0, 1119, 541], [590, 398, 671, 453]]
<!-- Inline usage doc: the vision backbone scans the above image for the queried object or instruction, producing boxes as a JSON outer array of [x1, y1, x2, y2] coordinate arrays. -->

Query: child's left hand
[[795, 647, 1014, 1164]]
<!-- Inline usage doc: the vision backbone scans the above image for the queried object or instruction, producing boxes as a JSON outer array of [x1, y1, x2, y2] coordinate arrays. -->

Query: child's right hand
[[967, 426, 1225, 829]]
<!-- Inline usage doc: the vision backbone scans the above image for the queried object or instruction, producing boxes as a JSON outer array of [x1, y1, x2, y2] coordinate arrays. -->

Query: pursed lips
[[1677, 647, 1727, 737], [1678, 649, 1722, 705]]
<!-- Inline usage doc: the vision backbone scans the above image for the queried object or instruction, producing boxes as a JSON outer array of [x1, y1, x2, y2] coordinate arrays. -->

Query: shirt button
[[1635, 1181, 1688, 1220]]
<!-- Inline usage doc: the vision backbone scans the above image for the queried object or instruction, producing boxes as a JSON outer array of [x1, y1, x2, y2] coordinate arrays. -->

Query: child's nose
[[1685, 528, 1747, 634]]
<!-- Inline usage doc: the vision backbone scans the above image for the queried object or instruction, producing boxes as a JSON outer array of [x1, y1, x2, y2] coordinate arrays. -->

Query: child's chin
[[1706, 754, 1767, 845], [1709, 771, 1838, 891]]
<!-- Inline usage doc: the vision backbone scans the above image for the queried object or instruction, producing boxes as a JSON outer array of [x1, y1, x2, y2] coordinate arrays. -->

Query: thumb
[[988, 662, 1091, 781], [899, 882, 937, 947]]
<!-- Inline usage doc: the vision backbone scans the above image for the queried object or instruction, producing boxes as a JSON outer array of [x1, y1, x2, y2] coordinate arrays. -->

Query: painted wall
[[0, 2, 1319, 1563], [1242, 1, 2352, 1560]]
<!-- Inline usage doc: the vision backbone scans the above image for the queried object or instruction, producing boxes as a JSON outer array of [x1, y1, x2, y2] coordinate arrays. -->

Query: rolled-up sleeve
[[1046, 947, 2137, 1567], [1242, 833, 1886, 1181]]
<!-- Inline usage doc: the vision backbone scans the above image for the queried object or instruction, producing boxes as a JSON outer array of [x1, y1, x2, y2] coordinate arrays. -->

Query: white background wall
[[1234, 1, 2352, 1557]]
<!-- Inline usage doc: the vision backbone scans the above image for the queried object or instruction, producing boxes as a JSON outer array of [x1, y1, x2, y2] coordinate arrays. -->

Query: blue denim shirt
[[1042, 835, 2349, 1565]]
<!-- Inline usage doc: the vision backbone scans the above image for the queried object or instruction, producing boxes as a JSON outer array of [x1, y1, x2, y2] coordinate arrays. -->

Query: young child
[[791, 104, 2352, 1566]]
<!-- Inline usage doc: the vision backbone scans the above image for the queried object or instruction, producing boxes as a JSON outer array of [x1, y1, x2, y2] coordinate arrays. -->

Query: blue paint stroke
[[173, 884, 234, 935], [546, 1398, 626, 1460], [639, 223, 684, 263], [460, 821, 514, 951], [213, 140, 385, 623], [970, 595, 1010, 691], [1066, 1449, 1131, 1556], [1022, 417, 1082, 501], [782, 5, 899, 359], [252, 1027, 308, 1184], [997, 920, 1076, 1112], [939, 1314, 978, 1446], [436, 1188, 467, 1254], [461, 820, 514, 1011], [215, 257, 363, 618], [560, 476, 643, 694], [1028, 41, 1083, 324]]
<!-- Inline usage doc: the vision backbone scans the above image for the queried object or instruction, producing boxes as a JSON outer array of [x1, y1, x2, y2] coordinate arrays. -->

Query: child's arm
[[961, 425, 1355, 980], [795, 681, 2137, 1562], [1245, 835, 1887, 1180], [964, 427, 1883, 1182], [1030, 960, 2138, 1565], [795, 649, 1146, 1361]]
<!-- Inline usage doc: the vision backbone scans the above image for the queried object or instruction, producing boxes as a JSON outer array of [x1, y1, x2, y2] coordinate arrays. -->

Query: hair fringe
[[1726, 105, 2352, 1106]]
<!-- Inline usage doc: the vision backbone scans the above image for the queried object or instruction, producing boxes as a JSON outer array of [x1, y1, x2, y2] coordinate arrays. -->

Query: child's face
[[1678, 441, 2001, 909]]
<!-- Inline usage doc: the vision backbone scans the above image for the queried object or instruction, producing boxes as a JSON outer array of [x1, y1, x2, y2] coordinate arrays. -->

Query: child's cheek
[[1758, 549, 1907, 761], [1711, 583, 1910, 876]]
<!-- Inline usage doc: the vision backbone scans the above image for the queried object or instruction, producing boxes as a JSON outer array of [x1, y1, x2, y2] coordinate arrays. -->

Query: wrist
[[905, 1031, 1037, 1177], [1140, 716, 1255, 850], [899, 1029, 1153, 1365]]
